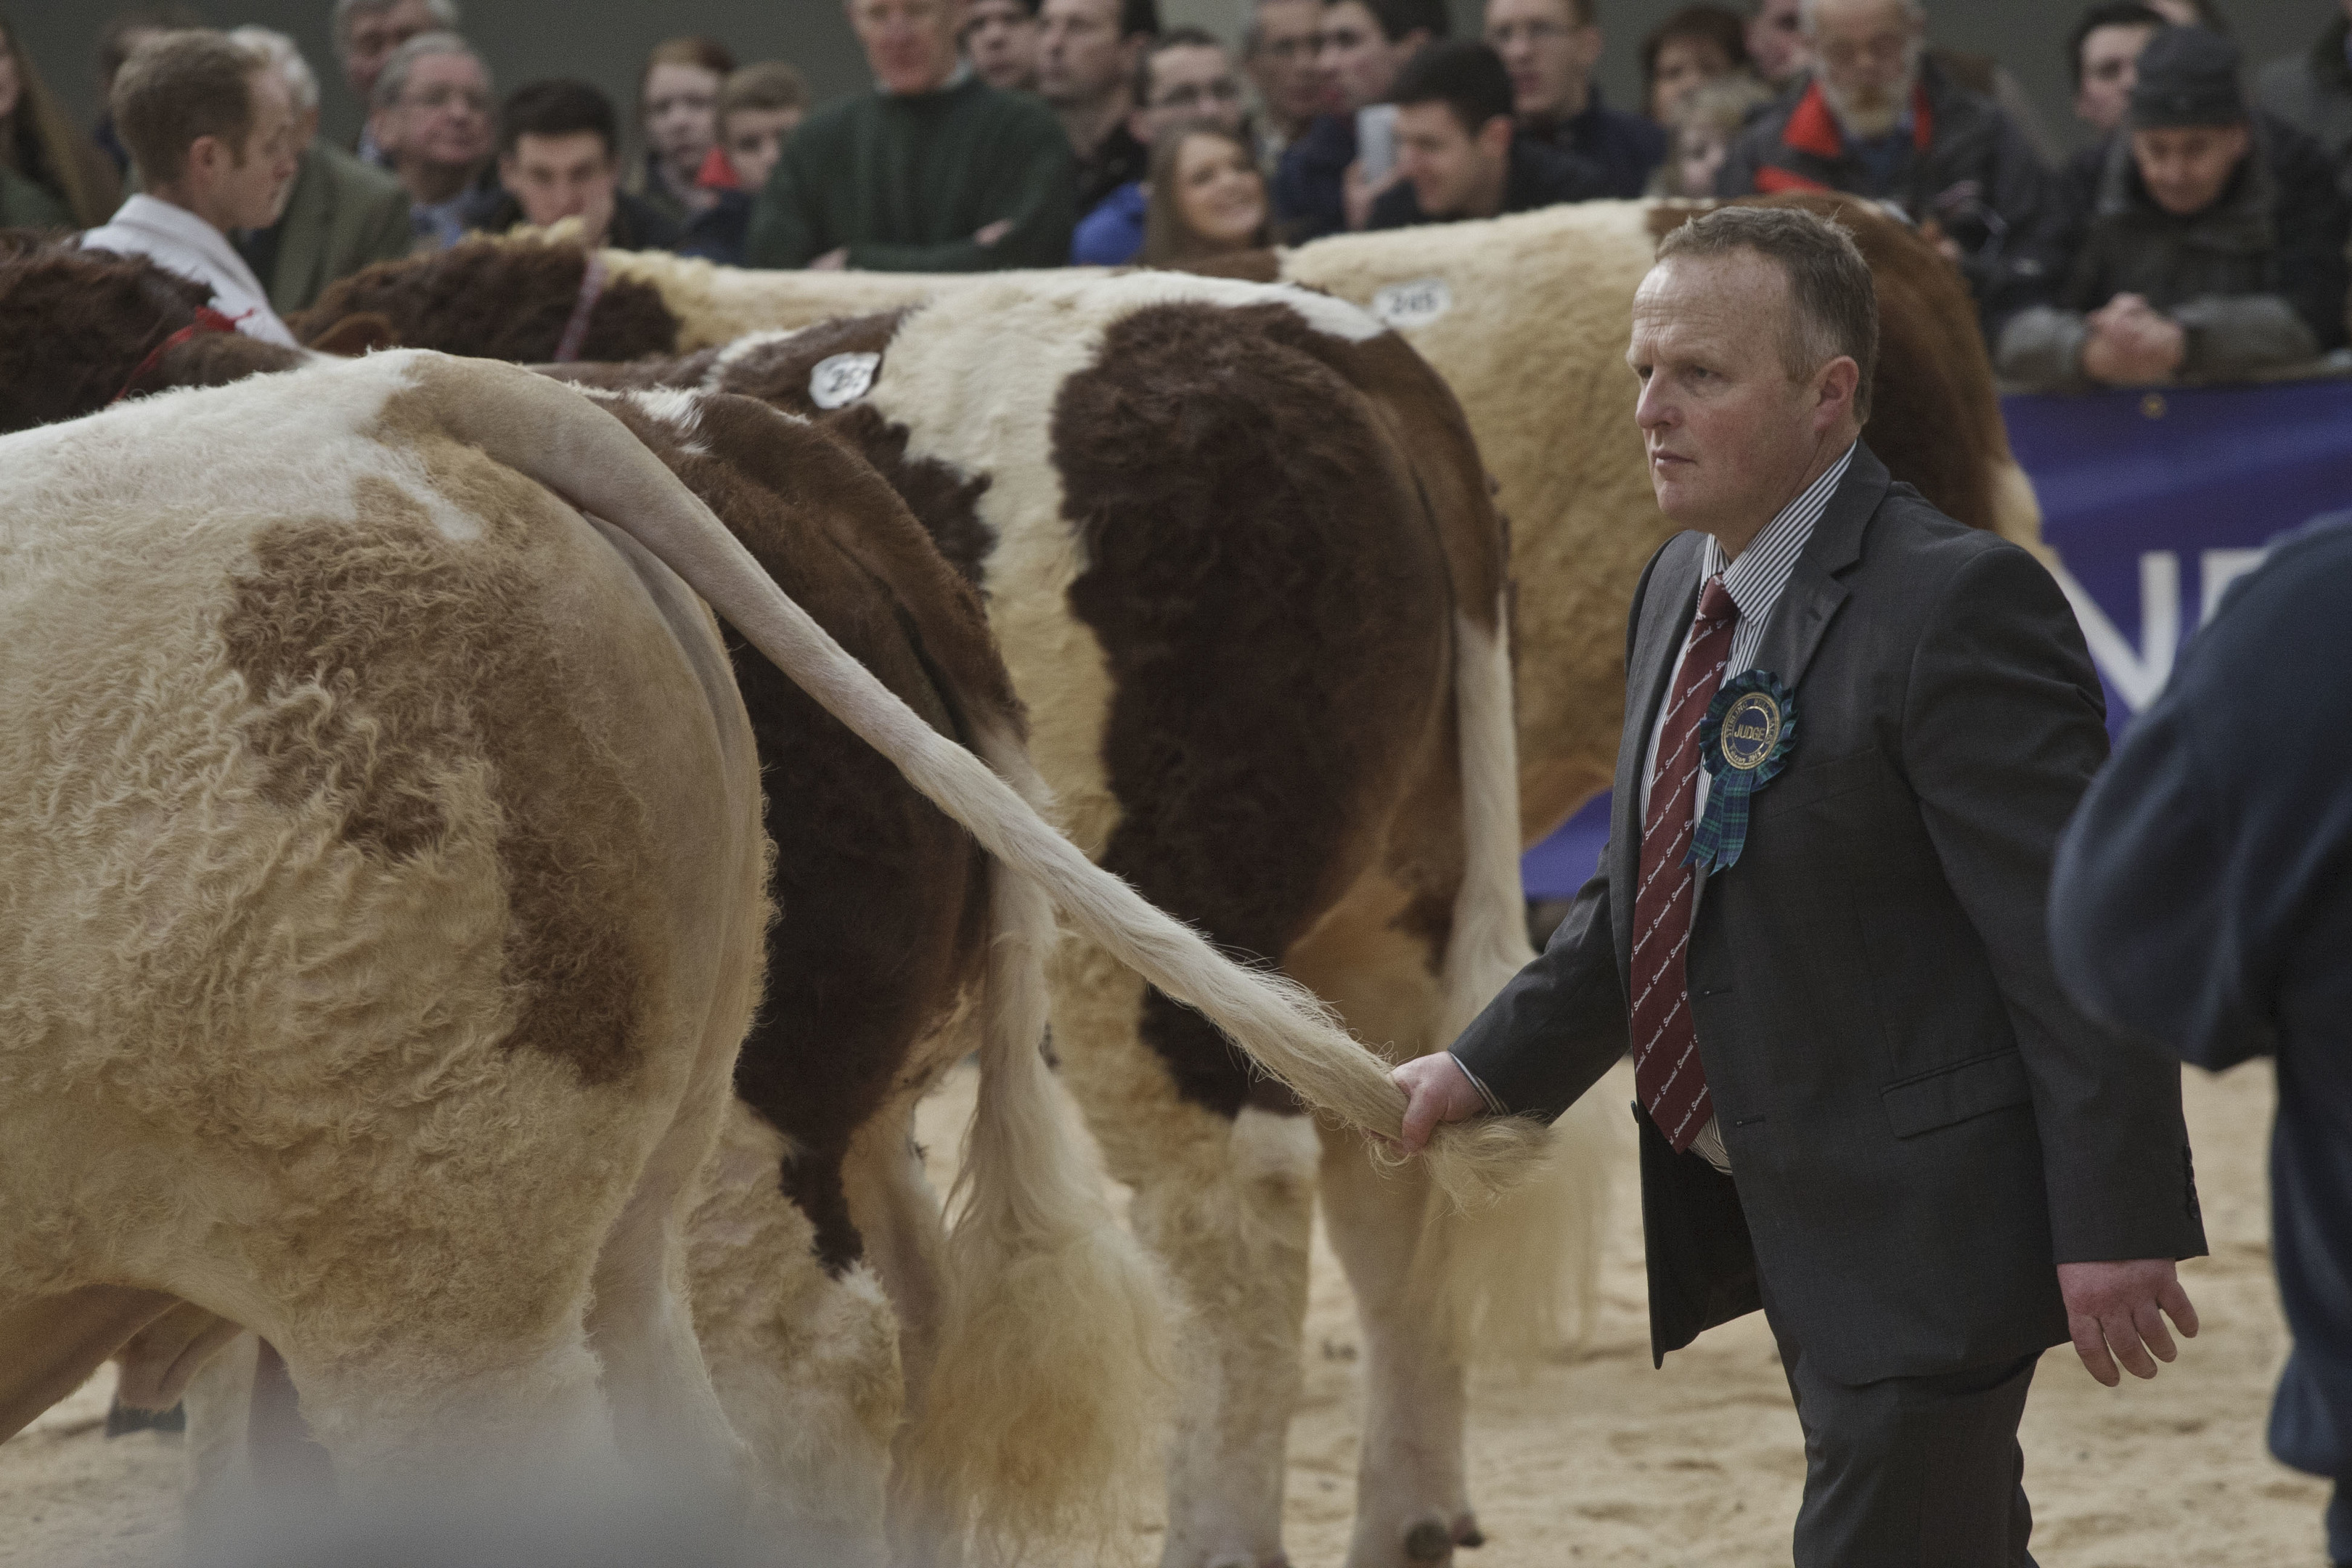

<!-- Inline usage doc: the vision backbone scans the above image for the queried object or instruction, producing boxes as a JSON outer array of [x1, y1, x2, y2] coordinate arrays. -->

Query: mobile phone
[[1357, 104, 1399, 186]]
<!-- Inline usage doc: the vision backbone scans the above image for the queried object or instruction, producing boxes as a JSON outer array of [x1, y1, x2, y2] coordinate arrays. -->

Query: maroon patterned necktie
[[1630, 575, 1739, 1152]]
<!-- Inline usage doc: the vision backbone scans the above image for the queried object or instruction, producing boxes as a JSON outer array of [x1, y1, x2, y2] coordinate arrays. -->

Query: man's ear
[[1477, 114, 1514, 160], [497, 153, 520, 194], [1816, 354, 1861, 430], [184, 133, 229, 186], [1127, 104, 1153, 144]]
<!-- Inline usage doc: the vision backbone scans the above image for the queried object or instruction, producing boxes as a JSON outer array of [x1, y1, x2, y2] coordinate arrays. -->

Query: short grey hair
[[1656, 203, 1879, 422], [228, 25, 319, 112], [333, 0, 462, 60], [371, 30, 489, 113], [1797, 0, 1924, 33]]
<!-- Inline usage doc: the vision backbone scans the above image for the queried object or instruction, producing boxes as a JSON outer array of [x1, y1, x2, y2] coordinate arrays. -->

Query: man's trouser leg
[[1768, 1309, 2039, 1567]]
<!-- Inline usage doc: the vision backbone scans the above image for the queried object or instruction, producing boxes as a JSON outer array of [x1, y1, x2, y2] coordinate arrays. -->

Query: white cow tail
[[1408, 599, 1610, 1360], [897, 722, 1165, 1558], [423, 355, 1543, 1208]]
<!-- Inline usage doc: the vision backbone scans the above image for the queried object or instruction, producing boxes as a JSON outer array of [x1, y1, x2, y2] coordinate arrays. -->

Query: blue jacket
[[1071, 180, 1146, 265], [2051, 510, 2352, 1481]]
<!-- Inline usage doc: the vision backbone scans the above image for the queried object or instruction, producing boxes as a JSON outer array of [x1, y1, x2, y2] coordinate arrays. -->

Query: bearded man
[[1716, 0, 2055, 331]]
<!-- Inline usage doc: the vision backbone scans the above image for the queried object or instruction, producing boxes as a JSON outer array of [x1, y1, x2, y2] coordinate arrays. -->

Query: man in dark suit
[[1394, 204, 2207, 1564], [2049, 511, 2352, 1568]]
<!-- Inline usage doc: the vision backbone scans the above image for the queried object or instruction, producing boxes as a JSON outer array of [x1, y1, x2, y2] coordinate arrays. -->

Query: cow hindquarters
[[573, 515, 767, 1512]]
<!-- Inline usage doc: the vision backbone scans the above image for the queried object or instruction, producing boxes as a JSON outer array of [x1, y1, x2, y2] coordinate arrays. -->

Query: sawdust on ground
[[0, 1058, 2321, 1566]]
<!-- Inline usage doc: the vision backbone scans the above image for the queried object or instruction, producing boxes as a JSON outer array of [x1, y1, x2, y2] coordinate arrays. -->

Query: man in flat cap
[[1999, 25, 2350, 390]]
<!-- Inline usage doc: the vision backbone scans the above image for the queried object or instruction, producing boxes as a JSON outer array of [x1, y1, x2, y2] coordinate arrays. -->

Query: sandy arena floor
[[0, 1057, 2324, 1566]]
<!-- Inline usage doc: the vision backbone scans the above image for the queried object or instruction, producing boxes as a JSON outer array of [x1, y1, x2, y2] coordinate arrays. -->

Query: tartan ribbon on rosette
[[1687, 670, 1797, 875]]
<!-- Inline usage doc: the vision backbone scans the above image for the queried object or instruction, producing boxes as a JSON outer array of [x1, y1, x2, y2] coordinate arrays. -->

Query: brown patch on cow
[[1161, 248, 1283, 285], [221, 472, 655, 1085], [593, 390, 1013, 1268], [150, 330, 306, 393], [1651, 195, 2003, 531], [290, 237, 681, 363], [537, 346, 725, 390], [703, 314, 1002, 589], [820, 407, 997, 587], [1053, 302, 1454, 1117], [0, 240, 213, 429], [303, 311, 399, 358]]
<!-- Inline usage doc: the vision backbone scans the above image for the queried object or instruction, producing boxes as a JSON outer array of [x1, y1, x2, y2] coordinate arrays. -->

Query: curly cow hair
[[0, 236, 301, 431], [291, 238, 682, 363]]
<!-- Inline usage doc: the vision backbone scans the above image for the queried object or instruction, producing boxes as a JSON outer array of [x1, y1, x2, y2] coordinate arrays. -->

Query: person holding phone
[[1270, 0, 1446, 240], [1368, 41, 1606, 227]]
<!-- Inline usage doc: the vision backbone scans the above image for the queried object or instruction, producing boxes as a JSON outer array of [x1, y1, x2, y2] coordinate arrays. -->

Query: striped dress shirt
[[1638, 443, 1856, 1170]]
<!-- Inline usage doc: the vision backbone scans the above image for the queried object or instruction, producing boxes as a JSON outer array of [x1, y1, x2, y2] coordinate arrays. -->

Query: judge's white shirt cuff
[[1447, 1051, 1507, 1116]]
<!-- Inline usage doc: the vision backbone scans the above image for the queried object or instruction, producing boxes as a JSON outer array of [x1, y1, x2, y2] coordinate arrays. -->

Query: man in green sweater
[[746, 0, 1074, 271]]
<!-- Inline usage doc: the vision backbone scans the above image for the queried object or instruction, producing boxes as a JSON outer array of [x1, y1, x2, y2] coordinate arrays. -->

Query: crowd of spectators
[[17, 0, 2352, 393]]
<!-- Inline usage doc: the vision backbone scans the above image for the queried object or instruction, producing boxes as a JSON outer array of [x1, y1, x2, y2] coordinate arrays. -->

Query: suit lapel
[[1608, 534, 1705, 965], [1747, 444, 1888, 693]]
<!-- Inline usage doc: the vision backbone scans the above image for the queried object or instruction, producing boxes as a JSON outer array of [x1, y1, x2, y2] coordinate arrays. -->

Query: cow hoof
[[1454, 1513, 1486, 1548], [103, 1397, 185, 1438], [1404, 1519, 1454, 1563]]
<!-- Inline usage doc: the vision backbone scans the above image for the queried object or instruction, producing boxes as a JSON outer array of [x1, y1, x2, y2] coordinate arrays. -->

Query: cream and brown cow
[[539, 269, 1598, 1568], [0, 348, 1515, 1560]]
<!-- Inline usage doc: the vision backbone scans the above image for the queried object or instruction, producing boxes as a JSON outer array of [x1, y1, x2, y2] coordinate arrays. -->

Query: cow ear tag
[[1686, 671, 1796, 875], [809, 351, 881, 409]]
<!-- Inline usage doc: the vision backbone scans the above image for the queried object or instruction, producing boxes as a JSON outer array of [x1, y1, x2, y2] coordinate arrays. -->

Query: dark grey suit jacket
[[1453, 446, 2207, 1384]]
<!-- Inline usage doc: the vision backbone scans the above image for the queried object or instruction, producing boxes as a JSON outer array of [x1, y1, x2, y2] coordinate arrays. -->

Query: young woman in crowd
[[1649, 73, 1769, 197], [1639, 4, 1752, 128], [629, 35, 733, 226], [1138, 122, 1271, 266], [0, 14, 120, 229]]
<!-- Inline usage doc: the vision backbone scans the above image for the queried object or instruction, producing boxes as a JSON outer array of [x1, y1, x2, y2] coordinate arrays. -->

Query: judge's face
[[1628, 251, 1839, 544]]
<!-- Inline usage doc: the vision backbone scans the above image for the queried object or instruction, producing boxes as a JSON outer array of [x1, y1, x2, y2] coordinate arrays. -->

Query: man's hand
[[1390, 1053, 1488, 1153], [973, 219, 1013, 247], [2081, 294, 2186, 385], [809, 247, 850, 271], [2057, 1259, 2199, 1387], [1342, 158, 1402, 233]]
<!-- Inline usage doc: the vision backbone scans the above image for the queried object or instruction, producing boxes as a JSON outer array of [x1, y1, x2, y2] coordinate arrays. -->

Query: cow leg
[[839, 1095, 960, 1567], [179, 1331, 262, 1536], [0, 1286, 177, 1444], [1283, 876, 1498, 1568], [1052, 947, 1314, 1568], [582, 1062, 751, 1508], [1317, 1137, 1475, 1568], [687, 1102, 899, 1568]]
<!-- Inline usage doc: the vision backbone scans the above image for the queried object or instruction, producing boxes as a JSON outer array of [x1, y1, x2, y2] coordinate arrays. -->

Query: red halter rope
[[552, 256, 609, 364], [111, 306, 248, 405]]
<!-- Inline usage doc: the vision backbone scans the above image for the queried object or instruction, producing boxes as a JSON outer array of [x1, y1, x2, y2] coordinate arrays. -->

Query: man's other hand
[[2057, 1258, 2200, 1387], [1390, 1052, 1487, 1154], [973, 219, 1013, 247]]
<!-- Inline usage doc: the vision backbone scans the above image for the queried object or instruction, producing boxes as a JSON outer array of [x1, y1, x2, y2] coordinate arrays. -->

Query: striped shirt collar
[[1700, 441, 1858, 622]]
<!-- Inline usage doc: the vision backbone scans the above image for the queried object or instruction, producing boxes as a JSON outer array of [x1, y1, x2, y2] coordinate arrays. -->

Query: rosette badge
[[1686, 671, 1797, 875]]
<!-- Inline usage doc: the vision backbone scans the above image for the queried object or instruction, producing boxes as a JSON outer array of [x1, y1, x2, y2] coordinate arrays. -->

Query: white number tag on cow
[[1370, 277, 1453, 331], [809, 352, 881, 409]]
